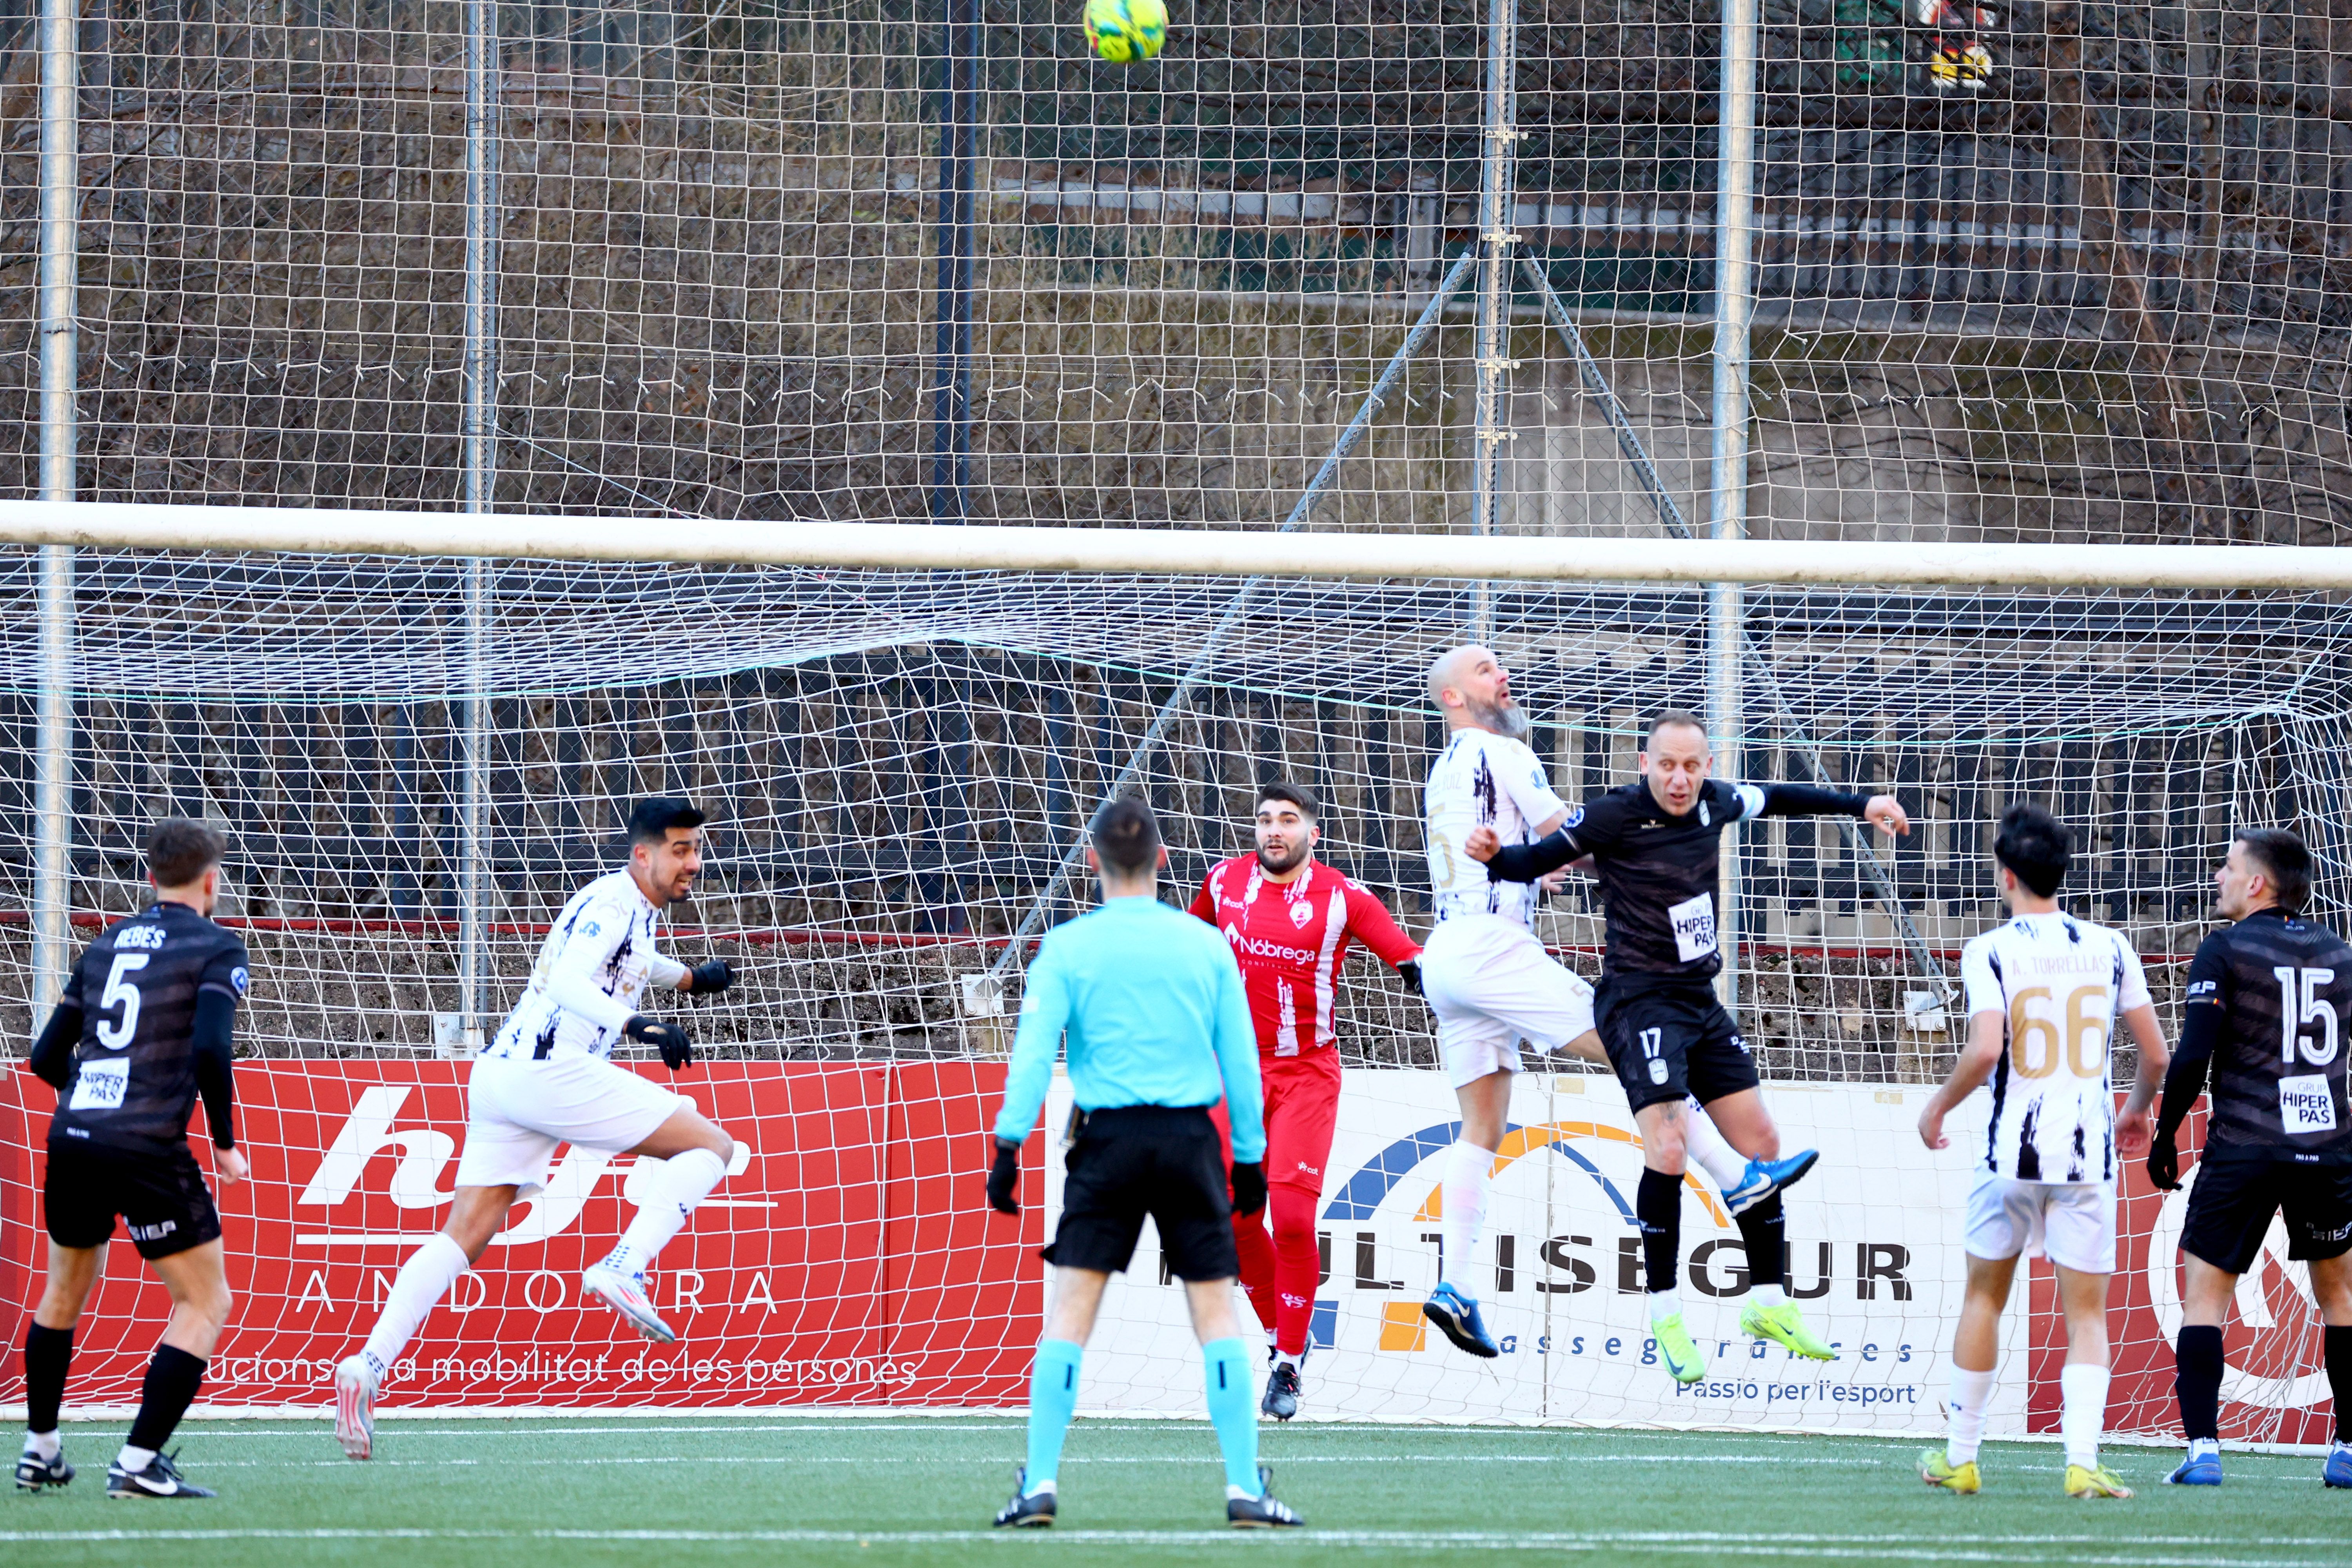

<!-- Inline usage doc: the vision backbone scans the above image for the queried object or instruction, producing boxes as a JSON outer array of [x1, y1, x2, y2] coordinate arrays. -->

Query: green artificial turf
[[4, 1416, 2346, 1566]]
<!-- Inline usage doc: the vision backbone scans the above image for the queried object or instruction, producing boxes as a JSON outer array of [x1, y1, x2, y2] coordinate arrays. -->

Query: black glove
[[986, 1137, 1022, 1215], [625, 1014, 693, 1071], [1230, 1160, 1268, 1217], [687, 959, 735, 998], [2147, 1133, 2181, 1192], [1397, 959, 1424, 997]]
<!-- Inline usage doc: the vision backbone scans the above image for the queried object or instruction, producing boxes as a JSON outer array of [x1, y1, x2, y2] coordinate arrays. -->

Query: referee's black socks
[[123, 1345, 207, 1460], [24, 1323, 72, 1443], [2329, 1326, 2352, 1444], [2174, 1324, 2223, 1443]]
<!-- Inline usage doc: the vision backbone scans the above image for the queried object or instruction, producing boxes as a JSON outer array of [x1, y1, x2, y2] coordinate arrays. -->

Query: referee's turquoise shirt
[[993, 893, 1266, 1163]]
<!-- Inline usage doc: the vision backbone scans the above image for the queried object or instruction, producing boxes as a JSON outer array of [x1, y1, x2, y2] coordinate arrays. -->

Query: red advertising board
[[2027, 1108, 2338, 1446], [1, 1060, 1042, 1409]]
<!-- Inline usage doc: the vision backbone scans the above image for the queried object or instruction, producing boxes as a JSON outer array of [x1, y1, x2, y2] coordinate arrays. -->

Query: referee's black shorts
[[43, 1138, 222, 1261], [2180, 1149, 2352, 1276], [1595, 973, 1761, 1114], [1043, 1105, 1240, 1282]]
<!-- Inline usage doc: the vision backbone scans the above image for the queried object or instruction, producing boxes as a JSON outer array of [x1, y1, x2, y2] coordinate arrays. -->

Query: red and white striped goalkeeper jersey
[[1189, 855, 1422, 1056]]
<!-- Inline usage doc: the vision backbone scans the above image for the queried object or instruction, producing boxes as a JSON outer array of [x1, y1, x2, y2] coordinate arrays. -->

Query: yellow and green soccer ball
[[1085, 0, 1166, 64]]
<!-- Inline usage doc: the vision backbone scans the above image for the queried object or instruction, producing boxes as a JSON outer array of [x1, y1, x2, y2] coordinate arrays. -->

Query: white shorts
[[1419, 915, 1597, 1089], [454, 1053, 686, 1198], [1963, 1168, 2116, 1275]]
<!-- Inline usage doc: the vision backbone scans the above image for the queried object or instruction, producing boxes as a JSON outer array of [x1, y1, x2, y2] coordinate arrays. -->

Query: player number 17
[[2271, 965, 2340, 1067]]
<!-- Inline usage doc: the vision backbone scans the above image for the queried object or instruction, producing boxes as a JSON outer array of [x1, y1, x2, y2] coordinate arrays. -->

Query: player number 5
[[94, 951, 150, 1051], [2272, 965, 2340, 1067]]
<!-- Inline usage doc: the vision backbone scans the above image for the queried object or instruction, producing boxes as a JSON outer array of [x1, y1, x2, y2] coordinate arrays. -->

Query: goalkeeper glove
[[687, 958, 735, 997], [2146, 1132, 2181, 1192], [986, 1137, 1022, 1215], [625, 1015, 693, 1071], [1230, 1160, 1267, 1217], [1397, 959, 1424, 997]]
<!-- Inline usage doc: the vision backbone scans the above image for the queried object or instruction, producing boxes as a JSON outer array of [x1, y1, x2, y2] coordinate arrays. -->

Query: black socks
[[24, 1323, 71, 1437], [2174, 1324, 2223, 1443], [1735, 1192, 1787, 1290], [1637, 1167, 1682, 1294], [2328, 1325, 2352, 1445], [125, 1345, 207, 1455]]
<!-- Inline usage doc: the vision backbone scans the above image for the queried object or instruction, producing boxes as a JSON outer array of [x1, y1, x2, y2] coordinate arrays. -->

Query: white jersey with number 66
[[1423, 728, 1571, 930], [1960, 910, 2151, 1184]]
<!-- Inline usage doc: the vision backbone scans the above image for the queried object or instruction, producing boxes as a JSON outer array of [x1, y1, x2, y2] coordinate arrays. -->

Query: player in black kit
[[1467, 710, 1908, 1385], [2146, 828, 2352, 1489], [15, 820, 250, 1499]]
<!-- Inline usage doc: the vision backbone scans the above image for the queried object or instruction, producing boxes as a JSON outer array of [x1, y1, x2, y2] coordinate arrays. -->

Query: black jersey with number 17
[[47, 902, 250, 1158], [2185, 907, 2352, 1162]]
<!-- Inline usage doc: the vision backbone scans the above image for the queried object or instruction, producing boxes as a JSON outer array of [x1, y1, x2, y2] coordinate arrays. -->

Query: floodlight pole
[[33, 0, 77, 1017], [1468, 0, 1519, 643], [1709, 0, 1759, 1010], [458, 0, 501, 1044]]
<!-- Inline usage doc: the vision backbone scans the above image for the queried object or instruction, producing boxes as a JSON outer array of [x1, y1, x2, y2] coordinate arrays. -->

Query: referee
[[985, 797, 1301, 1529], [16, 820, 250, 1499], [2147, 828, 2352, 1488]]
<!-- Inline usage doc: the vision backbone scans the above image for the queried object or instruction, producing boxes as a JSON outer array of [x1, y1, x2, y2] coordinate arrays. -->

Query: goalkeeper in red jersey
[[1189, 782, 1422, 1421]]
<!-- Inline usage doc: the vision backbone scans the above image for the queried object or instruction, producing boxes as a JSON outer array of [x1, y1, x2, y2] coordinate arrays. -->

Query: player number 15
[[2272, 965, 2340, 1067]]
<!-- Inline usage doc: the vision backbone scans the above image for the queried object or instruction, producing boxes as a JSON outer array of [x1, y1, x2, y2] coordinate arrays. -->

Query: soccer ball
[[1085, 0, 1165, 64]]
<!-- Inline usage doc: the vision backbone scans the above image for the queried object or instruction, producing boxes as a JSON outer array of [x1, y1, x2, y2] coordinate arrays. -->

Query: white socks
[[605, 1147, 730, 1277], [1945, 1364, 1994, 1465], [2060, 1362, 2110, 1470], [116, 1443, 156, 1471], [1684, 1097, 1748, 1192], [361, 1232, 471, 1381], [1750, 1283, 1786, 1310], [1438, 1140, 1496, 1296], [25, 1430, 59, 1461], [1648, 1287, 1681, 1324]]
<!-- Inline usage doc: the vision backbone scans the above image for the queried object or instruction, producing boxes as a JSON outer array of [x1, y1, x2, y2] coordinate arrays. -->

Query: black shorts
[[43, 1139, 222, 1261], [2180, 1151, 2352, 1276], [1044, 1105, 1240, 1282], [1594, 975, 1760, 1114]]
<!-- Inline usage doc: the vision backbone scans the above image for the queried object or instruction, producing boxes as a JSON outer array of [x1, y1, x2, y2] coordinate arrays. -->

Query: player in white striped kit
[[1916, 803, 2169, 1499], [1414, 646, 1813, 1357], [332, 797, 739, 1459]]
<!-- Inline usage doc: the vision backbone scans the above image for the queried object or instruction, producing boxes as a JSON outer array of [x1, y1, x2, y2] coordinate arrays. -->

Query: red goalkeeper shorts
[[1216, 1047, 1343, 1193]]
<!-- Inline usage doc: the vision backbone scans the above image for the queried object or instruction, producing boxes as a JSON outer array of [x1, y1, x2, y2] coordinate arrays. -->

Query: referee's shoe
[[1227, 1467, 1305, 1528]]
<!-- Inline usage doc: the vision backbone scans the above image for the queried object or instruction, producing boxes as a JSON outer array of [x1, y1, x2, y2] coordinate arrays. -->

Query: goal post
[[1, 532, 2345, 1443], [5, 502, 2352, 591]]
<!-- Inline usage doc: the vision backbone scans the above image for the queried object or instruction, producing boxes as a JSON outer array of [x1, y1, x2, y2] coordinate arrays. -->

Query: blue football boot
[[1422, 1281, 1499, 1359]]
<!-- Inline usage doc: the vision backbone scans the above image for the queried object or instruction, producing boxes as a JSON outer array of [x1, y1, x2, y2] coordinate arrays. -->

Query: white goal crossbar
[[4, 500, 2350, 591]]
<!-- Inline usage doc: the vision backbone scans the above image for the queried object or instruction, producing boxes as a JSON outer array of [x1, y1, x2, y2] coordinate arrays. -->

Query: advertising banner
[[0, 1062, 2335, 1440]]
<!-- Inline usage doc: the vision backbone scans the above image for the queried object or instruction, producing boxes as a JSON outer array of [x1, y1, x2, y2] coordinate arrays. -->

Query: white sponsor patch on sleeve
[[2281, 1073, 2338, 1135], [1668, 891, 1717, 963]]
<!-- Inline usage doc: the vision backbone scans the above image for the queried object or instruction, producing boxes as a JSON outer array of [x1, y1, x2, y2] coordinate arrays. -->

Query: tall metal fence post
[[33, 0, 79, 1018], [1468, 0, 1518, 642], [929, 1, 978, 523], [1709, 0, 1759, 1011], [458, 0, 501, 1045]]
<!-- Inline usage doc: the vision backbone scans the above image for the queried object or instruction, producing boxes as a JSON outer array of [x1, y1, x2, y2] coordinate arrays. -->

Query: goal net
[[2, 546, 2345, 1443]]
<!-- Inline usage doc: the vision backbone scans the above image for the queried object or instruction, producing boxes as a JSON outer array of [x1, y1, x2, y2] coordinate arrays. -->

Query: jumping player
[[1416, 650, 1817, 1361], [18, 819, 250, 1499], [1469, 704, 1907, 1383], [1915, 805, 2167, 1500], [332, 797, 738, 1460], [1190, 781, 1423, 1420], [2148, 828, 2352, 1489]]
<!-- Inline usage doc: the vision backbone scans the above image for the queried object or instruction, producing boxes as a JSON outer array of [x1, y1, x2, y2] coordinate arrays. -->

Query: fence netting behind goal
[[0, 552, 2344, 1439]]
